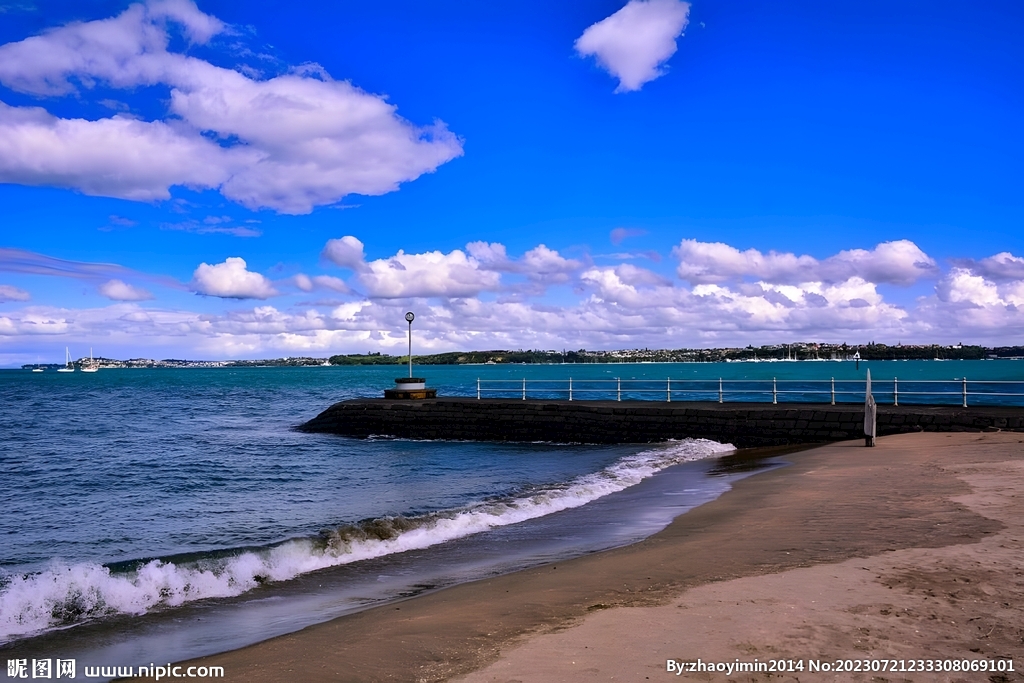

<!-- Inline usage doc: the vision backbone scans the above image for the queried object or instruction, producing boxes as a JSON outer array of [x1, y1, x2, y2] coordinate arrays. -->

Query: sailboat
[[57, 347, 75, 372], [82, 348, 99, 373]]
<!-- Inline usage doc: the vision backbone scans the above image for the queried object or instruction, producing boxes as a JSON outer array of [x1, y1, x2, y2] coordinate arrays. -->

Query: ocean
[[1, 360, 1020, 673]]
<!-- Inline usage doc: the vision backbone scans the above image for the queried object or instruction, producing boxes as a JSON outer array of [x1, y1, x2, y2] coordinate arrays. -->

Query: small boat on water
[[82, 348, 99, 373], [31, 367, 43, 372], [57, 347, 75, 373]]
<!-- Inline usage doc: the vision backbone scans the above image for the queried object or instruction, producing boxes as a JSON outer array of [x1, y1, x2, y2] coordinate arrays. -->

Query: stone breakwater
[[298, 399, 1024, 448]]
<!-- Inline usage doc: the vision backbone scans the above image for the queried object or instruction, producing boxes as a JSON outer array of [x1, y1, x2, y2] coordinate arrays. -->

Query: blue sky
[[0, 0, 1022, 364]]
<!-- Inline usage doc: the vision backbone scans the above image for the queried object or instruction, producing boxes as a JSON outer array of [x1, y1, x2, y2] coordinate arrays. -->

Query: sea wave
[[0, 438, 733, 642]]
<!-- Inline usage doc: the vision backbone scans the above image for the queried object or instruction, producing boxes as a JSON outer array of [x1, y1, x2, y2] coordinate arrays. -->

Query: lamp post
[[384, 311, 434, 399], [405, 311, 415, 378]]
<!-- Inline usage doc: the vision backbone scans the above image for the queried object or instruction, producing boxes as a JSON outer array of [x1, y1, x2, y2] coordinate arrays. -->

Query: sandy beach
[[178, 431, 1023, 682]]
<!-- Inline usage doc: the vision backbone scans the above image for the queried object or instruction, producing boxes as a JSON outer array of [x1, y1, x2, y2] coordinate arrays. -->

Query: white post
[[667, 378, 671, 402], [569, 377, 573, 401], [772, 377, 777, 405], [831, 377, 835, 405], [963, 377, 968, 407], [718, 378, 723, 403], [865, 369, 876, 447], [894, 377, 899, 406], [477, 377, 480, 400], [522, 378, 526, 401], [617, 377, 621, 402]]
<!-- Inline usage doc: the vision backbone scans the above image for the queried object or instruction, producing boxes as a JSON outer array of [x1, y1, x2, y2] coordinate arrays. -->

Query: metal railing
[[474, 377, 1024, 407]]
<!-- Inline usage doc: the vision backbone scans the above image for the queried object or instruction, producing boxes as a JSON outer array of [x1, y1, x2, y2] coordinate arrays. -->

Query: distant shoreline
[[18, 342, 1024, 370]]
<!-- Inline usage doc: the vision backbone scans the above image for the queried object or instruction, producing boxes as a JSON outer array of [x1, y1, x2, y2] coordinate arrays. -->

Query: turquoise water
[[0, 365, 736, 670], [0, 360, 1019, 672]]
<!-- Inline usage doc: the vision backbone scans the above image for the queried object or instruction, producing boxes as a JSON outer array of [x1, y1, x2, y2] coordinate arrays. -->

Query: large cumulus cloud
[[0, 0, 462, 213]]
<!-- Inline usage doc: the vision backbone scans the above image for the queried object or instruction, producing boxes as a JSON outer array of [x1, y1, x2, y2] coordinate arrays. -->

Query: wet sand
[[179, 432, 1022, 682]]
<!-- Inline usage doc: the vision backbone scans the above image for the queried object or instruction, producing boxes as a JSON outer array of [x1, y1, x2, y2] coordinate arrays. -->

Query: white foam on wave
[[0, 438, 733, 641]]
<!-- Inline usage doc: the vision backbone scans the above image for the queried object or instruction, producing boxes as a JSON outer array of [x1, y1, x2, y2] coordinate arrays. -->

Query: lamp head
[[405, 312, 415, 323]]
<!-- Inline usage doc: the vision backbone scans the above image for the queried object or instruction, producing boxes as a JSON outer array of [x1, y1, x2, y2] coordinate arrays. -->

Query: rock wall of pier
[[298, 399, 1024, 448]]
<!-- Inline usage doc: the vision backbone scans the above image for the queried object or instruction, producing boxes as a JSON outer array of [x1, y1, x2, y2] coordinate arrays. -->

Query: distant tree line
[[326, 343, 1024, 366], [855, 344, 986, 360], [328, 350, 566, 365]]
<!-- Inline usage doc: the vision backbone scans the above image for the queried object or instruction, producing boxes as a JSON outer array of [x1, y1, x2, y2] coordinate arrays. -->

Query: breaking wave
[[0, 438, 733, 641]]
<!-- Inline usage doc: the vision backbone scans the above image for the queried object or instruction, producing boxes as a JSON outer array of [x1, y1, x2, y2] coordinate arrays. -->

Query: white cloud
[[951, 252, 1024, 282], [323, 239, 581, 299], [330, 301, 369, 321], [7, 242, 1024, 361], [312, 275, 350, 293], [145, 0, 225, 42], [98, 279, 153, 301], [913, 268, 1024, 338], [322, 236, 367, 271], [0, 102, 248, 202], [612, 262, 671, 287], [0, 284, 30, 301], [0, 1, 462, 214], [935, 268, 1001, 306], [826, 241, 940, 286], [579, 264, 672, 306], [0, 277, 1016, 364], [518, 245, 583, 283], [0, 1, 223, 95], [359, 249, 500, 299], [161, 217, 261, 237], [579, 260, 912, 336], [173, 69, 463, 214], [575, 0, 690, 93], [464, 241, 509, 268], [0, 309, 72, 336], [580, 266, 650, 308], [466, 241, 583, 283], [0, 247, 131, 279], [1000, 280, 1024, 307], [191, 257, 277, 299], [674, 239, 815, 284], [293, 273, 350, 294], [0, 247, 182, 298], [918, 252, 1024, 336], [673, 239, 938, 286]]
